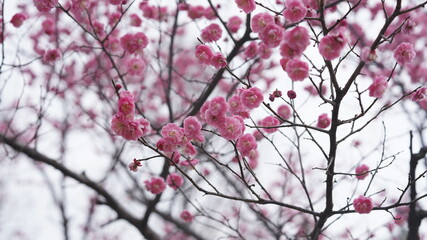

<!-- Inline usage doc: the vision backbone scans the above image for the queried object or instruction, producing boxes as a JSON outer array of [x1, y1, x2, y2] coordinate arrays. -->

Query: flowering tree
[[1, 0, 427, 239]]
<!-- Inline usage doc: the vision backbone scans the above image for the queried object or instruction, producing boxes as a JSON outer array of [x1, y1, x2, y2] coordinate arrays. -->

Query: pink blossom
[[237, 133, 257, 157], [201, 23, 222, 43], [259, 23, 283, 48], [137, 118, 151, 135], [111, 115, 143, 141], [180, 159, 199, 168], [33, 0, 58, 13], [204, 7, 216, 20], [110, 0, 127, 5], [43, 49, 61, 63], [183, 116, 203, 141], [208, 96, 228, 116], [235, 0, 256, 14], [259, 116, 280, 133], [166, 173, 184, 190], [180, 210, 194, 223], [355, 164, 369, 180], [241, 87, 264, 109], [283, 0, 307, 23], [277, 105, 292, 120], [144, 177, 166, 195], [218, 116, 245, 140], [195, 45, 214, 65], [411, 87, 426, 102], [117, 91, 135, 119], [120, 32, 149, 54], [161, 123, 184, 146], [285, 59, 309, 81], [244, 41, 258, 59], [251, 13, 274, 33], [210, 52, 227, 69], [393, 42, 415, 65], [129, 13, 142, 27], [127, 58, 146, 76], [228, 95, 250, 118], [258, 43, 273, 59], [317, 113, 331, 129], [157, 138, 176, 153], [318, 31, 347, 60], [353, 195, 373, 214], [287, 90, 297, 99], [10, 13, 28, 28], [227, 16, 243, 33], [283, 26, 310, 53], [279, 43, 303, 59], [187, 5, 205, 19], [368, 76, 388, 98], [128, 158, 142, 172]]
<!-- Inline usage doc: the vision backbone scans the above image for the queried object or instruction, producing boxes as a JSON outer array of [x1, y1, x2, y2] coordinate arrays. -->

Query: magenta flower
[[210, 52, 227, 69], [33, 0, 58, 13], [166, 173, 184, 190], [318, 31, 347, 60], [144, 177, 166, 195], [10, 13, 28, 28], [237, 133, 257, 157], [259, 116, 280, 133], [353, 195, 373, 214], [393, 42, 415, 65], [227, 16, 243, 33], [235, 0, 256, 14], [259, 23, 283, 48], [277, 105, 292, 120], [111, 115, 143, 141], [43, 49, 61, 63], [355, 164, 369, 180], [283, 0, 307, 23], [195, 45, 214, 65], [368, 76, 388, 98], [317, 113, 331, 129], [201, 23, 223, 43], [126, 58, 146, 76], [180, 210, 194, 223], [285, 59, 309, 81], [251, 13, 274, 33], [218, 116, 245, 140], [241, 87, 264, 109], [411, 87, 426, 102]]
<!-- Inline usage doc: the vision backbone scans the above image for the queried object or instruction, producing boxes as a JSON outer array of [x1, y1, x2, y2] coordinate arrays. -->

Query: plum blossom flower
[[277, 105, 292, 120], [368, 76, 388, 98], [166, 173, 184, 190], [183, 116, 204, 142], [353, 195, 373, 214], [128, 158, 142, 172], [259, 116, 280, 133], [317, 113, 331, 129], [393, 42, 415, 65], [355, 164, 369, 180], [244, 41, 258, 59], [218, 116, 245, 140], [195, 45, 214, 65], [180, 210, 194, 223], [43, 49, 61, 63], [251, 13, 274, 33], [227, 16, 243, 33], [411, 87, 426, 102], [111, 115, 143, 141], [285, 59, 309, 81], [237, 133, 257, 157], [283, 0, 307, 23], [129, 13, 142, 27], [210, 52, 227, 69], [235, 0, 256, 14], [126, 58, 146, 76], [10, 13, 28, 28], [34, 0, 58, 13], [287, 90, 297, 99], [120, 32, 149, 54], [201, 23, 222, 42], [117, 91, 135, 119], [241, 87, 264, 109], [318, 31, 347, 60], [259, 23, 283, 48], [144, 177, 166, 195]]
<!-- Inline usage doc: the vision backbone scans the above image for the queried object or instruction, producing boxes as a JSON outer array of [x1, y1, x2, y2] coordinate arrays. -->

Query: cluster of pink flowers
[[317, 113, 331, 129], [353, 195, 373, 214], [201, 23, 223, 43], [280, 26, 310, 59], [355, 164, 369, 180], [10, 13, 28, 28], [33, 0, 58, 13], [283, 0, 307, 23], [156, 117, 204, 163], [144, 177, 166, 195], [111, 91, 151, 141], [195, 45, 227, 69], [393, 42, 415, 65], [277, 105, 292, 121], [368, 76, 388, 98], [318, 30, 348, 60], [120, 32, 149, 55], [235, 0, 256, 14]]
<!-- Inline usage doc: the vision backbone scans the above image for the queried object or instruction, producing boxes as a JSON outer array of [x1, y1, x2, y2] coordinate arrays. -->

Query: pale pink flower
[[111, 115, 143, 141], [241, 87, 264, 109], [10, 13, 27, 28], [353, 195, 373, 214], [317, 113, 331, 129], [285, 59, 309, 81], [237, 133, 257, 157], [283, 26, 310, 53], [235, 0, 256, 14], [166, 173, 184, 190], [208, 97, 228, 116], [279, 43, 303, 59], [355, 164, 369, 180], [144, 177, 166, 195], [259, 23, 283, 48], [277, 105, 292, 121], [129, 13, 142, 27], [187, 5, 205, 19], [161, 123, 184, 146], [251, 13, 274, 33], [195, 45, 214, 65], [33, 0, 58, 13], [127, 58, 146, 76], [393, 42, 415, 65], [368, 76, 388, 98], [411, 87, 426, 102], [210, 52, 227, 69], [180, 210, 194, 223], [157, 138, 176, 153], [227, 16, 243, 33], [259, 116, 280, 133], [318, 32, 347, 60], [183, 116, 203, 141], [201, 23, 222, 42], [258, 43, 273, 59], [228, 95, 250, 118], [218, 116, 245, 140], [117, 91, 135, 119], [43, 49, 61, 63], [283, 0, 307, 23]]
